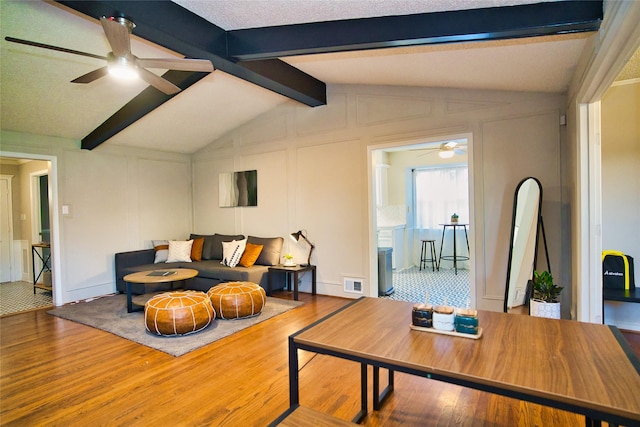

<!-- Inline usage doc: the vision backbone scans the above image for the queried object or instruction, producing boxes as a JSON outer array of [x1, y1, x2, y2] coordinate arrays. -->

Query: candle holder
[[433, 305, 455, 331], [455, 308, 479, 334], [412, 303, 433, 328]]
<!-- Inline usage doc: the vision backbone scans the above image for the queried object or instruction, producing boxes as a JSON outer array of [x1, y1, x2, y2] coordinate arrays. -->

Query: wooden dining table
[[288, 297, 640, 425]]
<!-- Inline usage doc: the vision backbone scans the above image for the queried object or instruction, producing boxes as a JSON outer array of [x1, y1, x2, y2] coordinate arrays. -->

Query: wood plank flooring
[[1, 293, 638, 426]]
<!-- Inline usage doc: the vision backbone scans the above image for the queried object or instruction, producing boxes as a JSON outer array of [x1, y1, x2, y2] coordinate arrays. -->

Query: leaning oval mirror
[[504, 177, 542, 312]]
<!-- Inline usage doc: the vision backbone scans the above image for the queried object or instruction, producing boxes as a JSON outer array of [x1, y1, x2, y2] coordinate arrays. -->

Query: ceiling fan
[[5, 16, 214, 95], [417, 141, 468, 158]]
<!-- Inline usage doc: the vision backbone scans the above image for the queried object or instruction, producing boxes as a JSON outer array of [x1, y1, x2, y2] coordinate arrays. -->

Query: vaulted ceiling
[[0, 0, 609, 153]]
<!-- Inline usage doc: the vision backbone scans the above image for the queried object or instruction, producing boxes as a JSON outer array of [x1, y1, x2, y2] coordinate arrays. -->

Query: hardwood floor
[[1, 293, 638, 426]]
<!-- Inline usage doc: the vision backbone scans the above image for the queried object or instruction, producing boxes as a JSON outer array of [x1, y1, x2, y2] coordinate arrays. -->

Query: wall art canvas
[[219, 170, 257, 207]]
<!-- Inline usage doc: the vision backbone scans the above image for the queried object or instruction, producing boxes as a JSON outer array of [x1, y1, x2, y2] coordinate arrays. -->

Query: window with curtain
[[414, 166, 469, 229]]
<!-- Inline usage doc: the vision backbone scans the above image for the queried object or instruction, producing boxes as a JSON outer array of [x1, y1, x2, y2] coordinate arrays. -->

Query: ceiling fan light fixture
[[109, 16, 136, 32], [439, 149, 455, 159], [6, 15, 212, 95], [108, 56, 138, 80]]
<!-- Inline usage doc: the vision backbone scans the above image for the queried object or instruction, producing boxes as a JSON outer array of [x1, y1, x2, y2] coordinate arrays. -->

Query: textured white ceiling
[[0, 0, 612, 154], [1, 1, 185, 143], [284, 34, 590, 93], [174, 0, 558, 30]]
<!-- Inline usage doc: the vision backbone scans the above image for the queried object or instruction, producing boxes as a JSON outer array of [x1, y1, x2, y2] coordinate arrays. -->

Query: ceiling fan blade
[[71, 66, 109, 84], [138, 58, 214, 72], [417, 149, 438, 158], [453, 145, 468, 153], [100, 17, 132, 58], [4, 36, 107, 61], [138, 68, 180, 95]]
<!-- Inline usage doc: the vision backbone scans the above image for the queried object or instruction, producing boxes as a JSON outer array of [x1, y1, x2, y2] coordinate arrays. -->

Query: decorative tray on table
[[409, 324, 483, 340]]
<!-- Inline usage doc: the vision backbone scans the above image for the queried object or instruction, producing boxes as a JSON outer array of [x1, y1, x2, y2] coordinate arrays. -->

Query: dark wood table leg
[[126, 281, 134, 313], [267, 269, 273, 296], [312, 266, 316, 295], [352, 363, 368, 423], [584, 417, 603, 427], [293, 271, 299, 301], [32, 247, 37, 294], [288, 336, 300, 407], [126, 281, 149, 313], [373, 366, 395, 410]]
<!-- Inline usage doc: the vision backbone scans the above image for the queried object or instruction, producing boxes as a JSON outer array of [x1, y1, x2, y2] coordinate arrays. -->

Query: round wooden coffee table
[[124, 268, 199, 313]]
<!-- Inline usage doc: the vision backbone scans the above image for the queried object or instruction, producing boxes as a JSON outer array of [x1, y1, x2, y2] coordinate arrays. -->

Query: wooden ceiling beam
[[227, 1, 603, 60], [55, 0, 326, 150], [55, 0, 602, 150]]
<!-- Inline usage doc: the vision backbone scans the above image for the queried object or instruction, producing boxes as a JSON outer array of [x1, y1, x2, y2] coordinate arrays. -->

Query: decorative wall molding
[[479, 109, 562, 311], [190, 85, 567, 307], [356, 94, 433, 126], [296, 93, 348, 136], [241, 112, 289, 145], [445, 99, 511, 114], [371, 124, 470, 146]]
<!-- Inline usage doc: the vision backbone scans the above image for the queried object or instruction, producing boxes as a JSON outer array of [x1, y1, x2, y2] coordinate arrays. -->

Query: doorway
[[30, 170, 52, 292], [0, 155, 59, 315], [371, 134, 474, 308], [35, 173, 51, 244]]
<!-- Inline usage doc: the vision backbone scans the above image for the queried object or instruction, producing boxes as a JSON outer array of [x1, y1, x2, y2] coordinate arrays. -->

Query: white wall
[[0, 84, 571, 313], [601, 81, 640, 331], [1, 130, 193, 304], [192, 84, 568, 313]]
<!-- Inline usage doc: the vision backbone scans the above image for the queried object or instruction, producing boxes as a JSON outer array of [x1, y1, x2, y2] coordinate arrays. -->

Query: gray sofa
[[115, 234, 284, 295]]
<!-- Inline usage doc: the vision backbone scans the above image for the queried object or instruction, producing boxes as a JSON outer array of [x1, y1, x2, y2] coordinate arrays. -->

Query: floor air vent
[[344, 277, 364, 294]]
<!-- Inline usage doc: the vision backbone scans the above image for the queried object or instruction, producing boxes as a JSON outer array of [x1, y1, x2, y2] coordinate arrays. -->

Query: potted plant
[[283, 253, 295, 267], [451, 213, 459, 224], [530, 270, 563, 319]]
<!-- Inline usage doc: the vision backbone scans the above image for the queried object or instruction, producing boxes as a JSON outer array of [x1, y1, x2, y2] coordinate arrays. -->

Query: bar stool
[[419, 239, 438, 271]]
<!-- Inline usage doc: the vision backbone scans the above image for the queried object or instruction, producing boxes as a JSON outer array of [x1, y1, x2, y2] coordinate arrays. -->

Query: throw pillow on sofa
[[221, 239, 247, 268], [153, 240, 169, 263], [166, 240, 194, 263], [191, 237, 205, 261], [212, 234, 245, 260], [239, 243, 264, 267], [247, 236, 284, 266], [190, 234, 213, 260]]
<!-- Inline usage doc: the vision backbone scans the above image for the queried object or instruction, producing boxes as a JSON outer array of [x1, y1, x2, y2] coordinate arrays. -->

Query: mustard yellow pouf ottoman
[[145, 291, 215, 336], [207, 282, 267, 319]]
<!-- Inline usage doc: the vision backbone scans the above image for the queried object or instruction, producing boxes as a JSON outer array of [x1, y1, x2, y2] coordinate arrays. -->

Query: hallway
[[0, 281, 52, 316]]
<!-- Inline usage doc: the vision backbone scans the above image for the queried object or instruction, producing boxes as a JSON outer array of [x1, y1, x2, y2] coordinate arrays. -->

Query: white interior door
[[0, 175, 13, 282]]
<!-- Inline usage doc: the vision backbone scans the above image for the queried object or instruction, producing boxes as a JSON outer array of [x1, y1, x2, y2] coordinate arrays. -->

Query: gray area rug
[[47, 294, 303, 357]]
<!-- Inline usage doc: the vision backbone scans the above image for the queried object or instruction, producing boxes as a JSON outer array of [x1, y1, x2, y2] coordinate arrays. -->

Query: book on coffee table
[[147, 270, 177, 277]]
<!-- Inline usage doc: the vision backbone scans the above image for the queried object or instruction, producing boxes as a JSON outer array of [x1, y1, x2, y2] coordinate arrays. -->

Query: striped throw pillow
[[221, 239, 247, 268]]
